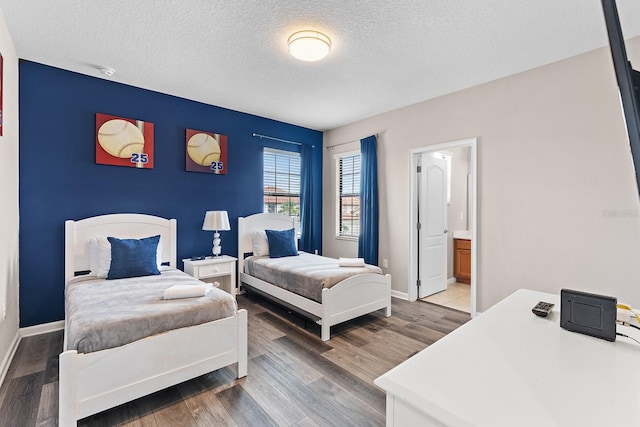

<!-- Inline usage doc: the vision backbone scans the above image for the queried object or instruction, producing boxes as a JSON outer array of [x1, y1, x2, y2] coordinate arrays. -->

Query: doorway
[[408, 138, 478, 317]]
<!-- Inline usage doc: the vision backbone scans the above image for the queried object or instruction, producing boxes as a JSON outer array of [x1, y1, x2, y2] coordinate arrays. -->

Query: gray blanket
[[65, 268, 237, 353], [244, 253, 383, 303]]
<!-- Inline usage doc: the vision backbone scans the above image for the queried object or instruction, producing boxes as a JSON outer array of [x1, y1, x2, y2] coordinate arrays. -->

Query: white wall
[[0, 7, 20, 381], [323, 38, 640, 311]]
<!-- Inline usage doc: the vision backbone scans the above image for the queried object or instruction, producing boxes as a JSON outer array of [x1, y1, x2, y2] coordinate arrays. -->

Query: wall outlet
[[617, 307, 631, 324], [382, 259, 389, 268]]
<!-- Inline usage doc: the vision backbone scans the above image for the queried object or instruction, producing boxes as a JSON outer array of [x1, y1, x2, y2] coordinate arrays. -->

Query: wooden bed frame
[[60, 213, 247, 426], [238, 213, 391, 341]]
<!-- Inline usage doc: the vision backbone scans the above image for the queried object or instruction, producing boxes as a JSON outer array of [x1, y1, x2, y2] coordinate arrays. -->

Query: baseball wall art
[[96, 113, 154, 168], [185, 128, 227, 174]]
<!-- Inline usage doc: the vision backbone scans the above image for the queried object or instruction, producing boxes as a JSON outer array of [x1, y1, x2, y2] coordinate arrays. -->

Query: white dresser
[[374, 289, 640, 426]]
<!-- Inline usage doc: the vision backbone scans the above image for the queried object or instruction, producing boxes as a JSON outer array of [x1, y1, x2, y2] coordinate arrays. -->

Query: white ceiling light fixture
[[287, 30, 332, 62]]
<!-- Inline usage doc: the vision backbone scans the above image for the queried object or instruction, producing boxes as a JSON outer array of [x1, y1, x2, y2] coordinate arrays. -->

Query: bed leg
[[386, 304, 392, 317], [237, 309, 248, 378], [59, 350, 78, 427], [321, 322, 330, 341]]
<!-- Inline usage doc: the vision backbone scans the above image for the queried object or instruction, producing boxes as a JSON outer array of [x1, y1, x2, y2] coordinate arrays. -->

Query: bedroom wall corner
[[0, 7, 21, 385]]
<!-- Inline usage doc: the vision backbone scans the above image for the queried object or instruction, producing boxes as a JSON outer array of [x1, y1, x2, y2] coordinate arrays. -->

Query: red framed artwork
[[185, 128, 228, 174], [96, 113, 154, 168]]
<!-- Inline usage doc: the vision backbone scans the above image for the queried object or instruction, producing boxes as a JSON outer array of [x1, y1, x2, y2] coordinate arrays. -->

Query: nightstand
[[182, 255, 237, 298]]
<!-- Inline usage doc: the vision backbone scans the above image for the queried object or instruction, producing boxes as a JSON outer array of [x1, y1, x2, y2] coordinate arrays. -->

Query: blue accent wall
[[19, 60, 323, 327]]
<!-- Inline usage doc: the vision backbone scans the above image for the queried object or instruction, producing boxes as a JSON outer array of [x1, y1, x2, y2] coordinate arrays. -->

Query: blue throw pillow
[[265, 228, 298, 258], [107, 235, 161, 279]]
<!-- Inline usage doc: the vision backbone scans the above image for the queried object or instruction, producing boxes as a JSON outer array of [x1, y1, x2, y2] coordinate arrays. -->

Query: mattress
[[65, 268, 237, 353], [244, 252, 383, 303]]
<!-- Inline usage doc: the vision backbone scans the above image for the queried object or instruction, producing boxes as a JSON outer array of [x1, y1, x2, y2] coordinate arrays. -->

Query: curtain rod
[[252, 133, 314, 148], [326, 133, 379, 150]]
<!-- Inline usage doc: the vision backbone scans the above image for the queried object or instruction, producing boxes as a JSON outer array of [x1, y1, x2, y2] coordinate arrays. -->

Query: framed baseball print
[[96, 113, 154, 168], [185, 128, 228, 174]]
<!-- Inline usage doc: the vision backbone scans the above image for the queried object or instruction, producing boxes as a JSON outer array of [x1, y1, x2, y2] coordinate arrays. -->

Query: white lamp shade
[[202, 211, 230, 231], [288, 30, 331, 62]]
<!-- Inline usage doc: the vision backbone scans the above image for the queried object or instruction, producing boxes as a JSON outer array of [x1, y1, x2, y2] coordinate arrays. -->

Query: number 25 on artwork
[[130, 153, 149, 164]]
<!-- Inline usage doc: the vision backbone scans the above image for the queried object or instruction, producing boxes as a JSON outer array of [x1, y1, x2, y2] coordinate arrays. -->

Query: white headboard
[[64, 213, 177, 283], [237, 213, 296, 274]]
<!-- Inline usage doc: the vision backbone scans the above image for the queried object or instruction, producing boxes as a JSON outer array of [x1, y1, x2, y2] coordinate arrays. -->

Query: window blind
[[263, 148, 301, 218], [338, 153, 361, 238]]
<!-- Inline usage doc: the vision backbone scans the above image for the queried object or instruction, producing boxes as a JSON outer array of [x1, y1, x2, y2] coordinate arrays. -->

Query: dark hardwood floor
[[0, 294, 469, 426]]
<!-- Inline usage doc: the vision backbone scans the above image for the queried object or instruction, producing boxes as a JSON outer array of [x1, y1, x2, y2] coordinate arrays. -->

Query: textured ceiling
[[2, 0, 640, 131]]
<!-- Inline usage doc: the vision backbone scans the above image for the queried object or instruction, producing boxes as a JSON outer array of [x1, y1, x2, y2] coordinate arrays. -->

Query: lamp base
[[212, 232, 222, 257]]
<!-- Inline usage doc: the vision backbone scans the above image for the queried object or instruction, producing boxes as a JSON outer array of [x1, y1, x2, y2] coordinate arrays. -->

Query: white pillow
[[252, 231, 269, 256], [89, 235, 163, 278], [156, 239, 163, 267], [88, 236, 111, 278]]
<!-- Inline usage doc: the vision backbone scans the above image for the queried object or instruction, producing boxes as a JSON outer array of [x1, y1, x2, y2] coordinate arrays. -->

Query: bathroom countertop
[[453, 230, 471, 240]]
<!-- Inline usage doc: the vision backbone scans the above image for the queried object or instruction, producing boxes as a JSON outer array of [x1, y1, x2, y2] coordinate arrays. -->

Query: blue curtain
[[299, 144, 314, 253], [358, 135, 379, 265]]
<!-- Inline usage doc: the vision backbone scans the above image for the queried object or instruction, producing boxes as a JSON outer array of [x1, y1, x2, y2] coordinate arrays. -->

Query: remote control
[[532, 301, 554, 317]]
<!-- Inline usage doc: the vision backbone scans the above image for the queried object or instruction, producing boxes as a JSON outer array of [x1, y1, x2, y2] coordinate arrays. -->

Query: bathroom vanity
[[453, 233, 471, 284]]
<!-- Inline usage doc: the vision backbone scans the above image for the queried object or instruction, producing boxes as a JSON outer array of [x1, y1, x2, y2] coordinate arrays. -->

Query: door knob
[[444, 229, 448, 234]]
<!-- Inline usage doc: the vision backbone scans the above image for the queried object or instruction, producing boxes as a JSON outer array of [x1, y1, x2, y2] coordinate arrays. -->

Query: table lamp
[[202, 211, 230, 257]]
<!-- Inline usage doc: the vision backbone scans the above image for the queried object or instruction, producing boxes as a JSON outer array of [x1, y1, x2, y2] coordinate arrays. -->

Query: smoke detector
[[99, 67, 115, 77]]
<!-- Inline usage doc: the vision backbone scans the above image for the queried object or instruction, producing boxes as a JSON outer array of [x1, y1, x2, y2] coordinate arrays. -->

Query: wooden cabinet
[[453, 238, 471, 284]]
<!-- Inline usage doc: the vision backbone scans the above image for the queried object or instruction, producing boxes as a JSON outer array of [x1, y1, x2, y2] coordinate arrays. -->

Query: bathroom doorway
[[408, 138, 478, 317]]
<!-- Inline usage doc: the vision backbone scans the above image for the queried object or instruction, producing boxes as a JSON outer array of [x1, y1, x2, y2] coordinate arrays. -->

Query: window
[[337, 152, 361, 238], [263, 148, 300, 222]]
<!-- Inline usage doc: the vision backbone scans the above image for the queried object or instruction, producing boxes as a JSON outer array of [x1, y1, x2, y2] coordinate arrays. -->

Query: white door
[[418, 153, 448, 298]]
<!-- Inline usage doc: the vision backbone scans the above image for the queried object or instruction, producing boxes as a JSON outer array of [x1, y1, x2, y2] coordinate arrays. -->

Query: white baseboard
[[20, 320, 64, 337], [391, 290, 409, 300], [0, 330, 20, 387], [447, 277, 456, 285]]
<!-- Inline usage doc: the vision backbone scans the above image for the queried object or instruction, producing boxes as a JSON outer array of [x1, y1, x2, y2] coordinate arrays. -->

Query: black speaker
[[560, 289, 617, 341]]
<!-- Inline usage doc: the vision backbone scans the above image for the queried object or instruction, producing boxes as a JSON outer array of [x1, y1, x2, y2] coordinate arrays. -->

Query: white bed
[[60, 213, 248, 426], [238, 213, 391, 341]]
